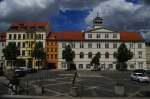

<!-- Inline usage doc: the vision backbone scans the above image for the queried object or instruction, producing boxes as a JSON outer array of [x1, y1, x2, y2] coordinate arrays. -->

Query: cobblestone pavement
[[18, 70, 150, 97]]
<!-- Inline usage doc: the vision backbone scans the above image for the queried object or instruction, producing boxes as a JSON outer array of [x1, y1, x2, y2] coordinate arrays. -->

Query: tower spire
[[93, 12, 103, 28]]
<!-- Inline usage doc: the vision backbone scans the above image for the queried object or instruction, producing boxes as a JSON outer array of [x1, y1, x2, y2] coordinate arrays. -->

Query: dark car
[[14, 68, 26, 77], [133, 69, 146, 74], [145, 70, 150, 74], [0, 67, 4, 76]]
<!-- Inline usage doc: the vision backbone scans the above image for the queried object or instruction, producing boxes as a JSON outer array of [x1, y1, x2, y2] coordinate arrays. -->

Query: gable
[[87, 27, 115, 33]]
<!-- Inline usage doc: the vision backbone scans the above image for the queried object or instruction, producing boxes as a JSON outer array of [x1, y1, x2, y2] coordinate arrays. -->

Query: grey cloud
[[0, 0, 59, 31], [86, 0, 150, 41], [57, 0, 107, 11], [142, 0, 150, 5], [0, 0, 108, 31], [0, 0, 58, 22]]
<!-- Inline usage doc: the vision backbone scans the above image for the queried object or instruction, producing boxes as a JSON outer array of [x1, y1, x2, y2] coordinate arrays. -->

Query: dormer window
[[88, 34, 92, 38], [105, 34, 109, 38], [113, 34, 117, 38], [97, 34, 101, 38]]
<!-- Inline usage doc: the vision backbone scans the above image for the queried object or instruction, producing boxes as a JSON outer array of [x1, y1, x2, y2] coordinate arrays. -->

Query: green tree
[[3, 42, 20, 69], [90, 52, 101, 71], [116, 43, 133, 71], [62, 45, 75, 70], [32, 42, 46, 69]]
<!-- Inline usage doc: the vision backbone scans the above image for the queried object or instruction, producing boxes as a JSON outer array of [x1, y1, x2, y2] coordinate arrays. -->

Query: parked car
[[0, 68, 4, 76], [133, 69, 146, 74], [130, 72, 150, 83], [14, 68, 26, 77], [145, 70, 150, 74]]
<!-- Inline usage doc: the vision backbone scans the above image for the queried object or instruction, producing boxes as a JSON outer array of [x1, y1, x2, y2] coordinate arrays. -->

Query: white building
[[56, 16, 147, 70], [0, 33, 6, 69], [146, 43, 150, 69], [6, 22, 49, 69]]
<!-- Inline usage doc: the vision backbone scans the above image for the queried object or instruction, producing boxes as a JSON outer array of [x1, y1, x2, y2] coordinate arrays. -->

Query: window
[[105, 34, 109, 38], [39, 34, 42, 39], [138, 51, 142, 58], [113, 34, 117, 38], [51, 48, 53, 52], [79, 64, 83, 69], [105, 52, 109, 58], [105, 43, 109, 48], [86, 64, 91, 69], [101, 64, 106, 69], [27, 34, 29, 39], [80, 43, 84, 48], [2, 42, 5, 47], [51, 55, 53, 59], [18, 34, 21, 40], [22, 42, 25, 48], [138, 62, 143, 69], [138, 43, 142, 48], [47, 55, 49, 59], [71, 43, 75, 48], [17, 42, 21, 47], [62, 62, 66, 68], [9, 34, 12, 40], [31, 34, 33, 39], [55, 48, 57, 52], [113, 43, 117, 48], [109, 64, 113, 69], [55, 54, 57, 59], [41, 34, 43, 40], [129, 43, 133, 49], [88, 34, 92, 38], [23, 34, 26, 39], [80, 52, 84, 59], [62, 43, 66, 48], [97, 43, 101, 48], [29, 50, 32, 56], [96, 34, 101, 38], [47, 48, 49, 52], [88, 52, 92, 59], [14, 34, 17, 40], [113, 52, 117, 58], [22, 50, 25, 56], [88, 43, 92, 48]]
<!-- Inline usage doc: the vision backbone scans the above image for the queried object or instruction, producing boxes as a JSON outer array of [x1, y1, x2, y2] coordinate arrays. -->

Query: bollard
[[35, 86, 42, 95], [114, 83, 125, 96], [70, 86, 78, 97]]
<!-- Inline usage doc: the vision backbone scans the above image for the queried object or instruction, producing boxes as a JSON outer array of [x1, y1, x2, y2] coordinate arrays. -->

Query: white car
[[130, 73, 150, 83]]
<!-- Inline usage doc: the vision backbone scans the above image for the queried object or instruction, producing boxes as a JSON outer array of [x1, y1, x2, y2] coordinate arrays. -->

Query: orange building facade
[[46, 32, 58, 69]]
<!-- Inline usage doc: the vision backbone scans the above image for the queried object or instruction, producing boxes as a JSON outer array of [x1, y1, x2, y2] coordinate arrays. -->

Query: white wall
[[57, 41, 147, 70]]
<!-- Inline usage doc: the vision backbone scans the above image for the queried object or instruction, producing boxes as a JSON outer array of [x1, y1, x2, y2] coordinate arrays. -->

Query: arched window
[[105, 52, 109, 58], [97, 52, 101, 58], [88, 52, 92, 58], [80, 52, 84, 59], [113, 52, 117, 58]]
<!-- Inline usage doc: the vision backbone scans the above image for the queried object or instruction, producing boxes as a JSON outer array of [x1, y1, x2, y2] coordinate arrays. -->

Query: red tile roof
[[120, 32, 144, 41], [47, 32, 84, 40], [0, 32, 6, 41], [9, 21, 49, 30]]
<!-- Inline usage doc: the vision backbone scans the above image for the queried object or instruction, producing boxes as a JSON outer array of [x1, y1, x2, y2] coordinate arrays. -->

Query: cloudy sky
[[0, 0, 150, 41]]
